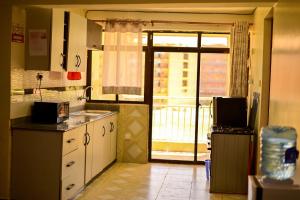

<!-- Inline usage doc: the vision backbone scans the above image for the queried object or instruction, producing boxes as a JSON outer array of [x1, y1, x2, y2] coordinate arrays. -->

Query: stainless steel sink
[[70, 110, 112, 117], [84, 110, 112, 115]]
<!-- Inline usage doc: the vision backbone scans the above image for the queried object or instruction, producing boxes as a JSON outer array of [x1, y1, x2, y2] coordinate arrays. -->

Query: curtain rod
[[92, 19, 236, 26]]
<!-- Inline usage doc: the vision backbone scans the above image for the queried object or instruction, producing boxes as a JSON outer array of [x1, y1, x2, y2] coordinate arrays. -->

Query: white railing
[[152, 97, 212, 144]]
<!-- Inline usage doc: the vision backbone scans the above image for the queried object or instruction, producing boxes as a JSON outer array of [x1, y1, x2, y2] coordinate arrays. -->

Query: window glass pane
[[118, 52, 145, 102], [153, 33, 198, 47], [199, 53, 229, 97], [201, 34, 230, 48], [91, 51, 116, 101], [101, 32, 148, 46]]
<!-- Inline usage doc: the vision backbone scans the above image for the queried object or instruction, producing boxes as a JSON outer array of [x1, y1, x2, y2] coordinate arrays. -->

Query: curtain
[[102, 20, 143, 95], [229, 21, 249, 97]]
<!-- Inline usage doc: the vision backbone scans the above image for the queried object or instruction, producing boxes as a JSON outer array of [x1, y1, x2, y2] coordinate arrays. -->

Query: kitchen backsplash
[[11, 68, 87, 119]]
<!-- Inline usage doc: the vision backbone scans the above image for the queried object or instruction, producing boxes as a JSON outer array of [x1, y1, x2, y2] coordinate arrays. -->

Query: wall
[[269, 0, 300, 183], [0, 3, 12, 199], [87, 10, 253, 32], [10, 6, 87, 119], [248, 7, 272, 172], [117, 104, 149, 163]]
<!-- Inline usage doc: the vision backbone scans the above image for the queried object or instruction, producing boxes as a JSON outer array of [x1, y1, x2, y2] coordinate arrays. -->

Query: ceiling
[[84, 4, 258, 15]]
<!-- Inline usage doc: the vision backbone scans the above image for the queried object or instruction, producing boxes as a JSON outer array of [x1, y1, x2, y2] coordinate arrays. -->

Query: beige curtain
[[102, 20, 143, 95], [229, 21, 249, 97]]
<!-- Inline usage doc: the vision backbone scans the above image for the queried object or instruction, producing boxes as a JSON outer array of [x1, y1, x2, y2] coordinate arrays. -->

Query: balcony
[[151, 96, 212, 161]]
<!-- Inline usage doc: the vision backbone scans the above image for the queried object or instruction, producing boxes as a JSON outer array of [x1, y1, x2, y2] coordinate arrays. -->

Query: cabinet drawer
[[63, 126, 85, 156], [62, 146, 84, 179], [61, 173, 84, 200]]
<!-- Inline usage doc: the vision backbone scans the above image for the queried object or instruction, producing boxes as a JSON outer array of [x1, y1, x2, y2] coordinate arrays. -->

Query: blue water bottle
[[261, 126, 299, 180]]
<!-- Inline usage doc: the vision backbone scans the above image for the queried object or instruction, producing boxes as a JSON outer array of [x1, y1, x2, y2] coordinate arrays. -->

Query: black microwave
[[32, 101, 69, 124]]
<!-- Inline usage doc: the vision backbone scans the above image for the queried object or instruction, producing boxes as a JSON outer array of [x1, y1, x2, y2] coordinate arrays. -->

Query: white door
[[67, 12, 87, 72], [85, 123, 93, 183], [92, 119, 105, 177], [50, 9, 64, 72], [108, 115, 117, 163]]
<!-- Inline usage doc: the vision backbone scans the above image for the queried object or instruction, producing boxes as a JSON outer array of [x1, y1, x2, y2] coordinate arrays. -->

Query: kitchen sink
[[70, 110, 112, 117], [84, 110, 112, 114]]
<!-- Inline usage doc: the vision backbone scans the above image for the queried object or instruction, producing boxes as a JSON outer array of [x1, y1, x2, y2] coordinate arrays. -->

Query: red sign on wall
[[12, 23, 24, 43]]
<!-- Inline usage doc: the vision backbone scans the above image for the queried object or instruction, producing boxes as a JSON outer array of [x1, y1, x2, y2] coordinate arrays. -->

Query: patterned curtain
[[229, 21, 249, 97], [102, 20, 143, 95]]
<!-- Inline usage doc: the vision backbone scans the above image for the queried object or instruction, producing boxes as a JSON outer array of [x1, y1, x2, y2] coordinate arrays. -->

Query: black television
[[213, 97, 247, 128]]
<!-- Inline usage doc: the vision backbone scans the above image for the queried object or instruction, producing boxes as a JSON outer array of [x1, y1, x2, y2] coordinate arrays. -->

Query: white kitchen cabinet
[[107, 114, 118, 164], [85, 123, 94, 184], [91, 119, 105, 177], [67, 12, 87, 72], [11, 126, 86, 200], [25, 7, 87, 72], [25, 7, 65, 71], [11, 113, 117, 200]]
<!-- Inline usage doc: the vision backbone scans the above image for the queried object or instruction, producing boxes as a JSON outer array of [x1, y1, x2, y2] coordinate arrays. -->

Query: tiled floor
[[76, 163, 247, 200]]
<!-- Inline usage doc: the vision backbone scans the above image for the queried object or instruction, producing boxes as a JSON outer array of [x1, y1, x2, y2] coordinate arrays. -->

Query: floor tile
[[75, 163, 247, 200]]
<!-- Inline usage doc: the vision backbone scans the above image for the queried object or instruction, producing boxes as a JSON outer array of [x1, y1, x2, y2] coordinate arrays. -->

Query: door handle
[[78, 55, 81, 67], [75, 55, 79, 67], [87, 132, 91, 145], [66, 161, 75, 167], [60, 53, 64, 67], [102, 126, 106, 137]]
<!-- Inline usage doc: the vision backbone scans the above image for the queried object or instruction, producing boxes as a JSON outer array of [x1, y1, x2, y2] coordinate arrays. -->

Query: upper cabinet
[[86, 19, 102, 50], [25, 7, 87, 72], [67, 13, 87, 72], [25, 7, 65, 71]]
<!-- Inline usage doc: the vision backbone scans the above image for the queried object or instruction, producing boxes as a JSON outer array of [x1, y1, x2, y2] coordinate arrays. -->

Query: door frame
[[147, 31, 230, 164]]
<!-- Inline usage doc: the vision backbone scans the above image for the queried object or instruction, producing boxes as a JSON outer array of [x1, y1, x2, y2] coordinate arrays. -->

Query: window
[[90, 50, 145, 102], [183, 53, 189, 60], [182, 71, 188, 78], [201, 34, 230, 48], [183, 62, 188, 69], [182, 80, 188, 87], [89, 31, 230, 104], [153, 33, 198, 47]]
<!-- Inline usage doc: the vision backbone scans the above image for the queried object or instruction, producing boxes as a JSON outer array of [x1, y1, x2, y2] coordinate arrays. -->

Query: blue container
[[261, 126, 299, 180], [205, 159, 211, 180]]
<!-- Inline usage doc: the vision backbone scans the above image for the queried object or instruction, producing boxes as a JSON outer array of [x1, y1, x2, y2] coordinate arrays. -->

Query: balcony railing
[[152, 96, 212, 144]]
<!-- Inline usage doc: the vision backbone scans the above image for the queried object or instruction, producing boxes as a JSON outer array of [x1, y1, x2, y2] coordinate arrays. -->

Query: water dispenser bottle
[[261, 126, 299, 180]]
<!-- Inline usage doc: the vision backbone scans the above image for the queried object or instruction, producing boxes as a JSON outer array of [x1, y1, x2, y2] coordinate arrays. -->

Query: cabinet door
[[85, 123, 93, 183], [108, 114, 118, 163], [92, 120, 105, 177], [25, 7, 52, 70], [103, 118, 112, 168], [50, 9, 65, 72], [67, 12, 87, 72]]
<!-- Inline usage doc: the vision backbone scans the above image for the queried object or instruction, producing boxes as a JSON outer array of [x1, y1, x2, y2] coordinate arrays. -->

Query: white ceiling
[[85, 4, 257, 14]]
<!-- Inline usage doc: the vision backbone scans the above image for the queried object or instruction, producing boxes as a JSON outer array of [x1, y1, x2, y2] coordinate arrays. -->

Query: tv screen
[[213, 97, 247, 128]]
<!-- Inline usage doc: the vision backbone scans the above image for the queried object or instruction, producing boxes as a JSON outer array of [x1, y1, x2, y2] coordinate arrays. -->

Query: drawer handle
[[86, 132, 91, 145], [66, 183, 75, 191], [102, 126, 106, 137], [110, 122, 114, 132], [66, 161, 75, 167], [67, 138, 75, 143]]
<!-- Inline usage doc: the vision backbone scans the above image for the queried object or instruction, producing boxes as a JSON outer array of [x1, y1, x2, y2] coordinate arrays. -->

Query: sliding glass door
[[149, 32, 230, 163], [151, 52, 198, 161]]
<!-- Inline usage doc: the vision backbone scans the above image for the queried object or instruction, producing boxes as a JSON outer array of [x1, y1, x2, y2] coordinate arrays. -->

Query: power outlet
[[36, 73, 43, 81]]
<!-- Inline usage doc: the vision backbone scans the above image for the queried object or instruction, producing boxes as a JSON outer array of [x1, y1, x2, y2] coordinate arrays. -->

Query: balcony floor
[[152, 151, 210, 162]]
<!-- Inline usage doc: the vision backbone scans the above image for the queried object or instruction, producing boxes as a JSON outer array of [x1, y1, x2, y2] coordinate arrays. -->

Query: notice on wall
[[12, 23, 24, 43], [28, 29, 47, 56]]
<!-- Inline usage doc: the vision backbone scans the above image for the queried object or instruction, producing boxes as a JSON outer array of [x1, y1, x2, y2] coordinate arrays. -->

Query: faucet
[[78, 86, 93, 101]]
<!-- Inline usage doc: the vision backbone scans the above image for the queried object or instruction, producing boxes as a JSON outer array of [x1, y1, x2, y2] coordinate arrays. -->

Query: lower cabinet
[[12, 126, 86, 200], [11, 113, 118, 200], [89, 114, 118, 179]]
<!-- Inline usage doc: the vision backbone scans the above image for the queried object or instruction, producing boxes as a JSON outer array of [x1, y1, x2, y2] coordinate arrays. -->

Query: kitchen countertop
[[11, 111, 117, 132]]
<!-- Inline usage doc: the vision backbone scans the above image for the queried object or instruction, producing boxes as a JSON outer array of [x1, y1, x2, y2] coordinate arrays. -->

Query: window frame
[[86, 30, 230, 104]]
